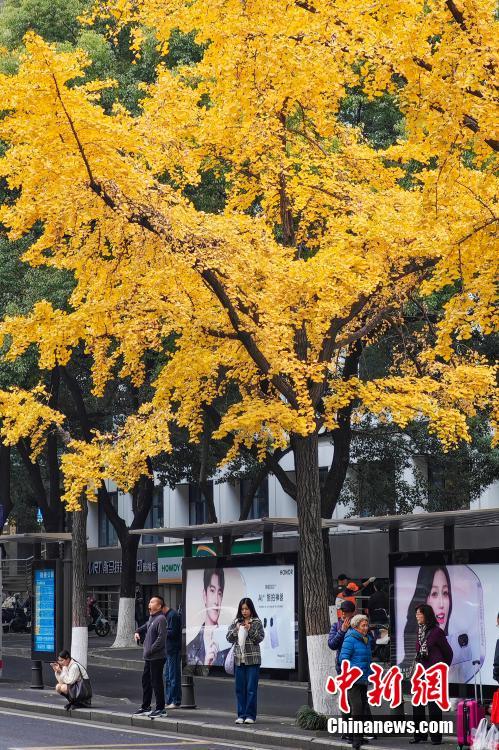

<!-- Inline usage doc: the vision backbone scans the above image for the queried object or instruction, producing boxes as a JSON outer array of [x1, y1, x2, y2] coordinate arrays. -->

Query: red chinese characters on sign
[[411, 662, 451, 711], [326, 660, 363, 713], [367, 663, 403, 709], [325, 662, 450, 713]]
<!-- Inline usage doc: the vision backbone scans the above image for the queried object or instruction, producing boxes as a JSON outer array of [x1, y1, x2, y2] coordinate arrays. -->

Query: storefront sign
[[87, 559, 157, 576], [158, 538, 262, 584]]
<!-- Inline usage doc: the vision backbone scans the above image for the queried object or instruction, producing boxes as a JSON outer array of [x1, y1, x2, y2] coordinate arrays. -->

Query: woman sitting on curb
[[51, 649, 92, 710]]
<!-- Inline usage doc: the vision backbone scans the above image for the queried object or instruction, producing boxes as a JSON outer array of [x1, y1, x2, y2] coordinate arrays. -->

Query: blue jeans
[[235, 663, 260, 720], [164, 651, 182, 706]]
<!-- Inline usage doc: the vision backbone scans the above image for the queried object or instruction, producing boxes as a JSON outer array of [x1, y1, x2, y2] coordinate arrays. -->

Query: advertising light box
[[31, 560, 62, 661], [391, 549, 499, 689], [184, 554, 297, 671]]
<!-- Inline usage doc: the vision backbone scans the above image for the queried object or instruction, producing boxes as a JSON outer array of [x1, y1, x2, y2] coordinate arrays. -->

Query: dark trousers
[[349, 683, 373, 748], [235, 664, 260, 720], [141, 658, 165, 711], [164, 651, 182, 706], [413, 701, 443, 742]]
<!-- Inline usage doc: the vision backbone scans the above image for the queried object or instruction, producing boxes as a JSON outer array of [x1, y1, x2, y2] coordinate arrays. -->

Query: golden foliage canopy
[[0, 0, 497, 509]]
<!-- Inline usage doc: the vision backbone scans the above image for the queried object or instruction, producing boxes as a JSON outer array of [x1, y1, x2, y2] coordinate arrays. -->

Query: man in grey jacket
[[134, 596, 167, 717]]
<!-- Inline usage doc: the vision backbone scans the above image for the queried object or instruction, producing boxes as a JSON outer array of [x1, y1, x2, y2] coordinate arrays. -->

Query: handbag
[[401, 652, 422, 681], [67, 662, 93, 706], [491, 690, 499, 725], [224, 645, 235, 675]]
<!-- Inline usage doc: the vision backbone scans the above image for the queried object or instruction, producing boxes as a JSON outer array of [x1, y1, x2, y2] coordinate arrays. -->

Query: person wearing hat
[[328, 599, 356, 674], [329, 600, 357, 741]]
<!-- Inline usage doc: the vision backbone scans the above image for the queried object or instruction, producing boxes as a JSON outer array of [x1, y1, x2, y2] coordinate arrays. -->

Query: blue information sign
[[34, 568, 56, 652]]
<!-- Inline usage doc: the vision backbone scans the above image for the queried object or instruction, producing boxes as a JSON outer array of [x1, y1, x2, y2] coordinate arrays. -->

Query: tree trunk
[[320, 343, 361, 606], [112, 534, 140, 647], [292, 432, 334, 714], [321, 527, 335, 615], [71, 497, 88, 667], [112, 472, 154, 647], [0, 442, 12, 530]]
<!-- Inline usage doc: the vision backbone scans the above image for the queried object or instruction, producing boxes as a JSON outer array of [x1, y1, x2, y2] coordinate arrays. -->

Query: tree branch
[[16, 440, 49, 517], [60, 365, 93, 442]]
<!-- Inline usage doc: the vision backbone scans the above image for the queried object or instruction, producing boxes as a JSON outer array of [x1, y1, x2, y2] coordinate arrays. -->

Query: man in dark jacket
[[134, 596, 167, 717], [163, 602, 182, 708], [367, 583, 389, 624], [328, 600, 356, 673]]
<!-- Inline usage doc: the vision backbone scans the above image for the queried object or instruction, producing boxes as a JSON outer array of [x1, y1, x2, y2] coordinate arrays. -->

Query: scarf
[[417, 623, 429, 659]]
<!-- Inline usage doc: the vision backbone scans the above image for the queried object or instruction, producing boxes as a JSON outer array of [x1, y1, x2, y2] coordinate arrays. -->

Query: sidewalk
[[1, 635, 459, 750]]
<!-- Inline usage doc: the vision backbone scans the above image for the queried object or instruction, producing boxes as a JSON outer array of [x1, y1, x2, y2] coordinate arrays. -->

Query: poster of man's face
[[184, 562, 297, 670], [203, 571, 224, 627]]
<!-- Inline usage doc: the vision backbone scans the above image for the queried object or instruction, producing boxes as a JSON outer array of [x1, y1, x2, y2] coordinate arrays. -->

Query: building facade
[[85, 436, 499, 625]]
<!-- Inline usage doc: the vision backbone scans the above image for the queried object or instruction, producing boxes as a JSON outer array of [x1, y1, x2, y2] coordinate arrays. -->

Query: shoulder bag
[[67, 661, 93, 706]]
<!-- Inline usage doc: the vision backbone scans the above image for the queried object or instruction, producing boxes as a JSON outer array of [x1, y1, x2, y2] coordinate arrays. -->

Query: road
[[0, 710, 268, 750], [2, 654, 307, 718]]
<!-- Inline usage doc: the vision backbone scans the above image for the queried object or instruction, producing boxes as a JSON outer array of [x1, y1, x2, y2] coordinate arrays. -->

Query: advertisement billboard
[[184, 554, 296, 671], [392, 551, 498, 687]]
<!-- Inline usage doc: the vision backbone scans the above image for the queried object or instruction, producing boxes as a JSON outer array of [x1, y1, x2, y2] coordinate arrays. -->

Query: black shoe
[[149, 709, 167, 718], [134, 707, 151, 715], [342, 735, 353, 741], [410, 738, 427, 744], [64, 703, 72, 711]]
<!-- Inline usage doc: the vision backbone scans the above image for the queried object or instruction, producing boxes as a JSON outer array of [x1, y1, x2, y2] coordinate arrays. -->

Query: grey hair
[[350, 614, 369, 629]]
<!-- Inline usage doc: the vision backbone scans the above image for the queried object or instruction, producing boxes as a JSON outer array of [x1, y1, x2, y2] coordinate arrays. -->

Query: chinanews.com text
[[327, 717, 454, 737]]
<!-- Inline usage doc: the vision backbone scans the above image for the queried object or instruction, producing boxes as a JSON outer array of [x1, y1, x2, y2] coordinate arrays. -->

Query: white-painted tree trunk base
[[307, 633, 337, 715], [112, 598, 137, 648], [71, 627, 88, 669]]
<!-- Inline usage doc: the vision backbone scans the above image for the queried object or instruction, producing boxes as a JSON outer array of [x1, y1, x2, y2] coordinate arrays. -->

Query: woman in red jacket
[[410, 603, 453, 746]]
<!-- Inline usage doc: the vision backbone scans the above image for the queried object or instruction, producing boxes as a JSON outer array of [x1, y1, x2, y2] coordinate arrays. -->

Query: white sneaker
[[166, 704, 180, 709], [244, 718, 255, 724], [235, 717, 244, 724]]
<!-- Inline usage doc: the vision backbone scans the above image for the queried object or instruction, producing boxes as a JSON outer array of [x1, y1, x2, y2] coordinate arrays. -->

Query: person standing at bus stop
[[226, 597, 265, 724], [163, 601, 182, 708], [134, 596, 167, 717]]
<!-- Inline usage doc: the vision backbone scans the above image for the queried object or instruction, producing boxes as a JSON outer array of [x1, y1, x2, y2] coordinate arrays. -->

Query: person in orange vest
[[335, 574, 376, 619]]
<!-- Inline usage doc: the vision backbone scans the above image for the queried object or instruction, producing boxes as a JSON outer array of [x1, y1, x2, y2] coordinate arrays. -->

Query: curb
[[0, 696, 343, 749]]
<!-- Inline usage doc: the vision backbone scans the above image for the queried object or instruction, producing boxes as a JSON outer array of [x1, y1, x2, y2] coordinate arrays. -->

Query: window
[[189, 483, 213, 525], [142, 486, 165, 544], [98, 491, 119, 547], [240, 477, 269, 520]]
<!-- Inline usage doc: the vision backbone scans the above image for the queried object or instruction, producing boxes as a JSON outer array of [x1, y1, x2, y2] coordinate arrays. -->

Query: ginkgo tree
[[0, 0, 497, 711]]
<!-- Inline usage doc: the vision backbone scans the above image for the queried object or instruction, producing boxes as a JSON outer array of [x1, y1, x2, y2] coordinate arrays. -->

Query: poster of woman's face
[[394, 563, 497, 685]]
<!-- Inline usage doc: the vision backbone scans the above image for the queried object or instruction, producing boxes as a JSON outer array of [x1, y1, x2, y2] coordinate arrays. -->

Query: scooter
[[88, 604, 111, 637]]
